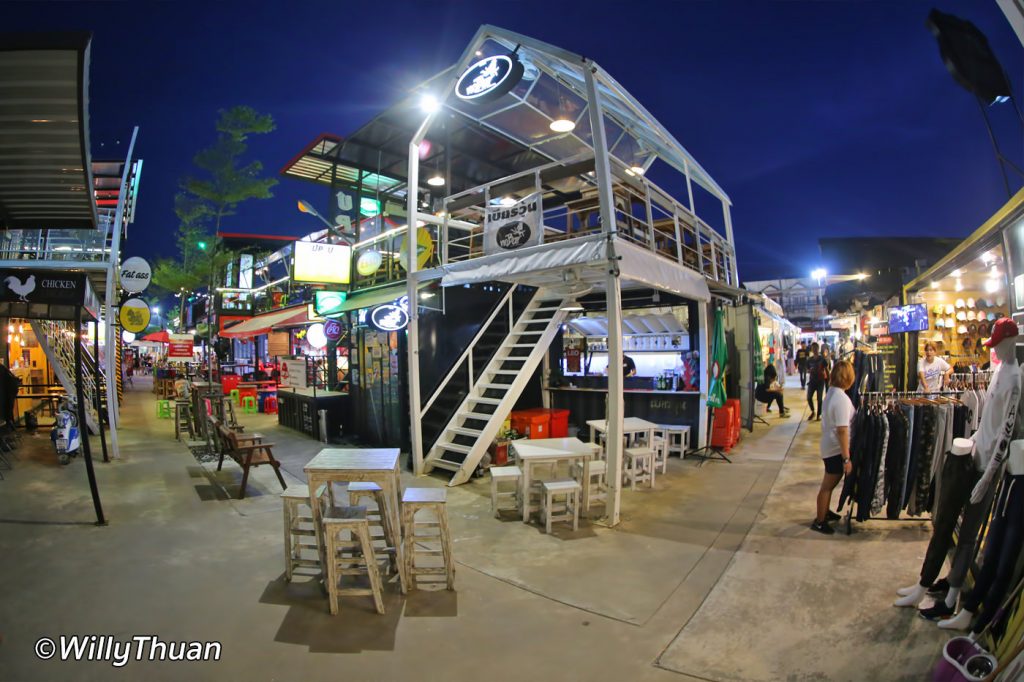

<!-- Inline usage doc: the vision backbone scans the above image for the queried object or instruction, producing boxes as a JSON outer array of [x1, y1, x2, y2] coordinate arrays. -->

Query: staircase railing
[[421, 284, 519, 416], [31, 320, 101, 432]]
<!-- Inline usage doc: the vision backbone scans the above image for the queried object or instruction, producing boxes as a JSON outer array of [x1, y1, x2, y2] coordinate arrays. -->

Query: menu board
[[874, 331, 903, 392]]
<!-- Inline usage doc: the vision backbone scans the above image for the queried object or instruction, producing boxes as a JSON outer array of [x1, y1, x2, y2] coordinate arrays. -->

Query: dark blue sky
[[7, 1, 1023, 281]]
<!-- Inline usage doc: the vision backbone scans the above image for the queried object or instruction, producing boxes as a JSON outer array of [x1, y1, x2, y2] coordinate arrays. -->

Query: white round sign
[[120, 257, 152, 293], [122, 331, 137, 343], [306, 323, 327, 349]]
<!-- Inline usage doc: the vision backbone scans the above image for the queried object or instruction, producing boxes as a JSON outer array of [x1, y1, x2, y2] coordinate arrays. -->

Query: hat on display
[[980, 321, 992, 336], [996, 312, 1006, 320], [957, 311, 967, 321], [956, 298, 966, 309], [945, 304, 955, 315], [978, 298, 989, 308], [944, 316, 954, 328], [996, 295, 1007, 307], [936, 318, 945, 328], [967, 297, 976, 308], [984, 317, 1019, 347], [958, 324, 969, 335], [968, 323, 978, 335], [933, 304, 944, 315]]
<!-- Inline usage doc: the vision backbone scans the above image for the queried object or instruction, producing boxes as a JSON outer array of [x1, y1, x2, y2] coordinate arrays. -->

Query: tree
[[150, 106, 278, 330]]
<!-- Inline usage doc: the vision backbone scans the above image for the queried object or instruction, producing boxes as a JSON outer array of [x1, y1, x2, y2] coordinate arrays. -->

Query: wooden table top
[[512, 437, 593, 459], [586, 417, 659, 433], [305, 448, 400, 474]]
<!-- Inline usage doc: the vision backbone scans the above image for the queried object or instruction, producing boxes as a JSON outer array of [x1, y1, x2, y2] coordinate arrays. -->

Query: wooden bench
[[215, 423, 286, 499]]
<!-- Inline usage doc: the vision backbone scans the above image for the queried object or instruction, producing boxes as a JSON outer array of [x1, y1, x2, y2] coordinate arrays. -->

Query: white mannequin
[[894, 439, 973, 605], [894, 332, 1020, 610], [937, 439, 1024, 630]]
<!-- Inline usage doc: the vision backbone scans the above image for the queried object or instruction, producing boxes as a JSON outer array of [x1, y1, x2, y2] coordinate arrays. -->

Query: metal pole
[[585, 63, 623, 526], [94, 321, 108, 463], [76, 307, 106, 525]]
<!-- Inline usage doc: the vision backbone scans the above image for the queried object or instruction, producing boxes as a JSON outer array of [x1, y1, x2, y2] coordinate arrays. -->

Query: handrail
[[421, 283, 519, 415]]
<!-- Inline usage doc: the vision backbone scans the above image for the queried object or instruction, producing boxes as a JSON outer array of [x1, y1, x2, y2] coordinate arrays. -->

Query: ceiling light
[[550, 118, 575, 133], [985, 278, 1000, 293], [426, 174, 445, 187], [951, 269, 962, 278], [955, 278, 964, 292], [990, 265, 999, 276], [982, 252, 994, 265], [500, 196, 517, 207], [930, 281, 939, 289], [629, 165, 645, 175], [419, 94, 440, 114], [856, 272, 868, 280]]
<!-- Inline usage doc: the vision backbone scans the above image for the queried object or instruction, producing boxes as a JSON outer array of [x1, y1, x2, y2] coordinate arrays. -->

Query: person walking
[[811, 360, 856, 534], [805, 342, 827, 420], [795, 341, 809, 389]]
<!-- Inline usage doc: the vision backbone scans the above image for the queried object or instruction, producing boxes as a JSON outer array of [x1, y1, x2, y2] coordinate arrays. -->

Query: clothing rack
[[840, 390, 943, 535]]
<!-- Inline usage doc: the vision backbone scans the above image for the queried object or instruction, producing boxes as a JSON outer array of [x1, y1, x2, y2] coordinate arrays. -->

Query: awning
[[219, 306, 307, 339], [337, 282, 427, 312]]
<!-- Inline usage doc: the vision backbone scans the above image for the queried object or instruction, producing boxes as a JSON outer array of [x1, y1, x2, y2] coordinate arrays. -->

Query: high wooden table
[[304, 448, 408, 593], [511, 437, 597, 522]]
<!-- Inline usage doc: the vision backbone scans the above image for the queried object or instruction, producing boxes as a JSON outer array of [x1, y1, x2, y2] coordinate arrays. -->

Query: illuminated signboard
[[218, 291, 253, 315], [455, 54, 524, 104], [314, 290, 348, 317], [292, 240, 352, 285], [369, 304, 409, 332]]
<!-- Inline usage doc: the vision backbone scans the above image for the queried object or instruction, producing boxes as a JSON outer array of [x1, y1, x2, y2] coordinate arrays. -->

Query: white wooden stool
[[490, 466, 522, 517], [323, 505, 385, 615], [347, 482, 398, 576], [587, 442, 605, 462], [281, 484, 330, 581], [623, 447, 656, 490], [571, 459, 607, 509], [659, 425, 691, 458], [541, 479, 581, 533], [402, 488, 455, 590], [650, 436, 668, 474]]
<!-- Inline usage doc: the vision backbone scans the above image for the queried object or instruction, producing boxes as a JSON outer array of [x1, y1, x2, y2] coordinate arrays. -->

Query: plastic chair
[[229, 389, 240, 406], [156, 400, 172, 419], [263, 395, 279, 415], [241, 396, 257, 414]]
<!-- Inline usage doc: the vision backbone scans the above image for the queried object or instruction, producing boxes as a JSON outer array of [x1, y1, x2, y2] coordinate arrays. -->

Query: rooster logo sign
[[4, 275, 35, 302]]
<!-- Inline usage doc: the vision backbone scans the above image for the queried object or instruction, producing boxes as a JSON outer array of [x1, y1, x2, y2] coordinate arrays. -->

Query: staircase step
[[458, 411, 494, 421], [521, 319, 553, 324], [438, 442, 473, 455], [479, 383, 512, 391], [449, 426, 483, 437], [492, 370, 522, 375], [468, 396, 503, 405], [530, 306, 564, 312], [429, 458, 461, 471]]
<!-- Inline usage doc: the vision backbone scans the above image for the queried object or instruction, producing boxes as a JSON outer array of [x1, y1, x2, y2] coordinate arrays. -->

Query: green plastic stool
[[241, 396, 257, 414], [156, 400, 172, 419], [229, 389, 240, 406]]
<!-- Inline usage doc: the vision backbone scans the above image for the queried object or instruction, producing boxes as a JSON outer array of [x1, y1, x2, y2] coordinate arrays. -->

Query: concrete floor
[[0, 379, 946, 681]]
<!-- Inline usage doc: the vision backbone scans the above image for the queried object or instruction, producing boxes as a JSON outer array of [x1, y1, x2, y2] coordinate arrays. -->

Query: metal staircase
[[423, 288, 570, 485], [31, 320, 103, 434]]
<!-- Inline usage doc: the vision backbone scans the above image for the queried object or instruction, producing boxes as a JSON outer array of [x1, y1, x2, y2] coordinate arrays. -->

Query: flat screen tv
[[888, 303, 929, 333]]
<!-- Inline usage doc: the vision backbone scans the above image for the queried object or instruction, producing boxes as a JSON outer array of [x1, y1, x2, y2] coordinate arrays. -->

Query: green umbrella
[[708, 308, 728, 408], [753, 311, 765, 383]]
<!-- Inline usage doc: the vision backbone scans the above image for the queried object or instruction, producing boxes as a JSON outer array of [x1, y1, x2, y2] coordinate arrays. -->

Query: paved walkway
[[0, 380, 943, 680]]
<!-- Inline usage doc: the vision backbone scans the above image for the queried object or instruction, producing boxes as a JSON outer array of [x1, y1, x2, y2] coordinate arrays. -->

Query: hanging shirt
[[973, 362, 1021, 477], [960, 389, 979, 435], [917, 357, 950, 393]]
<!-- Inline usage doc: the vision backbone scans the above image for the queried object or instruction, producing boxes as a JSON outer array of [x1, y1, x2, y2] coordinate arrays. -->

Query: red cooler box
[[525, 408, 570, 437], [511, 409, 550, 439], [221, 374, 240, 395]]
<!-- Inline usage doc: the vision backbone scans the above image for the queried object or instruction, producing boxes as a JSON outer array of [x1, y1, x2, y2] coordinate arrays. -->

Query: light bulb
[[951, 269, 962, 278], [629, 165, 645, 175], [549, 118, 576, 133], [500, 196, 517, 207], [955, 279, 964, 292], [426, 174, 445, 187], [930, 281, 939, 289], [419, 94, 440, 114], [985, 278, 999, 293]]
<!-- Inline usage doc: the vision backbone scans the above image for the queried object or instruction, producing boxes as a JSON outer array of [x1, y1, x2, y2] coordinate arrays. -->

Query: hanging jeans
[[963, 476, 1024, 633], [807, 381, 824, 418], [919, 454, 979, 587]]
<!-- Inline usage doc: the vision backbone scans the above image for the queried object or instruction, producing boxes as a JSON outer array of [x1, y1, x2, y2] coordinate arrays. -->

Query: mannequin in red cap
[[894, 318, 1021, 620]]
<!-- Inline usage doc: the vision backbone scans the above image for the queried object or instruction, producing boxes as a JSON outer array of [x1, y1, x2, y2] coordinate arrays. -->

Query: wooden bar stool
[[221, 397, 239, 428], [347, 482, 398, 576], [174, 401, 194, 440], [323, 505, 385, 615], [540, 479, 581, 533], [281, 484, 328, 581], [571, 459, 607, 509], [660, 424, 690, 458], [401, 488, 455, 590], [623, 447, 656, 490], [490, 465, 521, 517]]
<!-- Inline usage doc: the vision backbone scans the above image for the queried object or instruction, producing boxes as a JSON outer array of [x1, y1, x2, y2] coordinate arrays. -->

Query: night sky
[[5, 1, 1023, 282]]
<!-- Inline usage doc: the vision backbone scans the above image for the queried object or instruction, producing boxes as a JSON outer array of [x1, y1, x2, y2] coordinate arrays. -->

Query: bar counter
[[547, 385, 700, 433], [276, 387, 348, 442]]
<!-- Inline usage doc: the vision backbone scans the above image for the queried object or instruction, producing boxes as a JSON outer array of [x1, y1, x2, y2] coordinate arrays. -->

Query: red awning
[[142, 330, 169, 343], [219, 306, 308, 339]]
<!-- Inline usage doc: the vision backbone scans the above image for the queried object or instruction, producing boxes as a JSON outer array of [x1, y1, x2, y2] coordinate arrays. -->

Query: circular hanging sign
[[356, 249, 383, 276], [398, 227, 434, 271], [369, 304, 409, 332], [324, 319, 343, 342], [119, 297, 151, 333], [120, 257, 152, 293], [455, 54, 524, 104], [306, 323, 327, 349], [122, 330, 137, 344]]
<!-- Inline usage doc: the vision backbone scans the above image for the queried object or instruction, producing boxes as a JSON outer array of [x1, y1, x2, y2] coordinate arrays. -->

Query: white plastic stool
[[540, 479, 581, 533], [571, 459, 607, 509], [659, 425, 691, 458], [490, 466, 522, 517]]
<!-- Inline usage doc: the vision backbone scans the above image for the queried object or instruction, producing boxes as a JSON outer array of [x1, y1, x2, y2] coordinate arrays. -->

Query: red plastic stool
[[203, 398, 212, 416], [264, 395, 279, 414]]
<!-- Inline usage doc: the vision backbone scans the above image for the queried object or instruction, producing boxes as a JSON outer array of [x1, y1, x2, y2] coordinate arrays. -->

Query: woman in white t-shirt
[[917, 341, 952, 393], [812, 360, 856, 535]]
